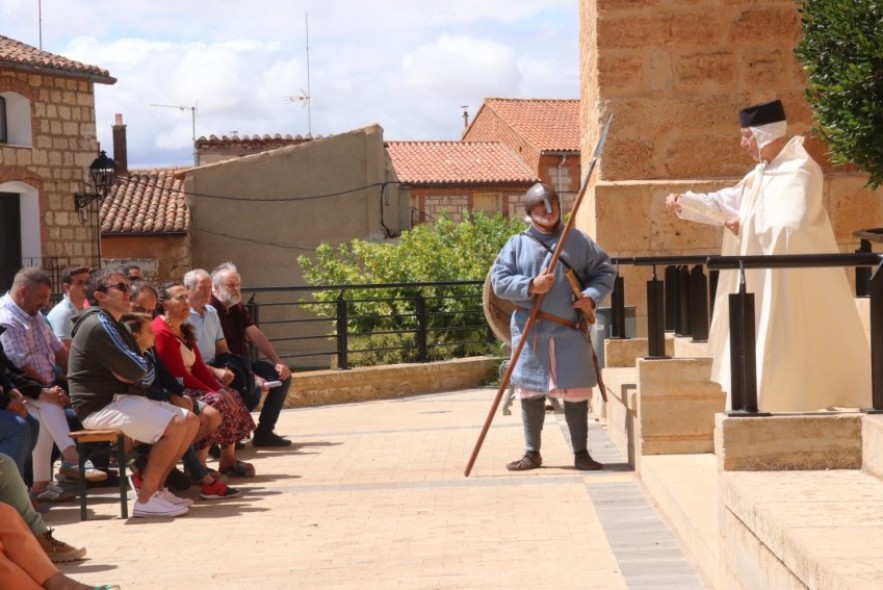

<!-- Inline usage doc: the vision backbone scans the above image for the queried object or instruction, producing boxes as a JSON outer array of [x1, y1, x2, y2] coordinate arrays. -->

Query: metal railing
[[607, 252, 883, 415], [243, 280, 493, 370]]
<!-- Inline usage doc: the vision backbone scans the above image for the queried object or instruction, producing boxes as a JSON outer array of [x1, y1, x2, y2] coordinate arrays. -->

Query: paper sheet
[[678, 191, 730, 224]]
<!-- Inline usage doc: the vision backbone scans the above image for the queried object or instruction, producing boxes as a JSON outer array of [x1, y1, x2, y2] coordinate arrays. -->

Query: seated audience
[[122, 263, 143, 281], [0, 269, 103, 502], [152, 281, 256, 478], [0, 452, 85, 563], [46, 265, 90, 345], [121, 311, 240, 500], [209, 263, 292, 447], [0, 329, 40, 479], [0, 502, 118, 589], [68, 267, 198, 518]]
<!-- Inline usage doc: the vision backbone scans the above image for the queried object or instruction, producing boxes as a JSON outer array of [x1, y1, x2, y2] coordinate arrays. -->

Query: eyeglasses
[[104, 282, 130, 293]]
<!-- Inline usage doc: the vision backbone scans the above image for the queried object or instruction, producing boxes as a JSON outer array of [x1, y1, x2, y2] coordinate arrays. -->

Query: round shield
[[482, 269, 515, 345]]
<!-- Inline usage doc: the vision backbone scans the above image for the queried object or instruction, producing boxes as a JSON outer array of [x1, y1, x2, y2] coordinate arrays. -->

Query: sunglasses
[[103, 281, 130, 293]]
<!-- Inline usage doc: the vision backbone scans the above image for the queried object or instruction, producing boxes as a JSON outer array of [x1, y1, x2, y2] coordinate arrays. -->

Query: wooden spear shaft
[[463, 115, 613, 477]]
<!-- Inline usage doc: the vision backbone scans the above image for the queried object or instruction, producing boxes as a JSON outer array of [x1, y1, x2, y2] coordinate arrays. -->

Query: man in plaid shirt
[[0, 268, 67, 386]]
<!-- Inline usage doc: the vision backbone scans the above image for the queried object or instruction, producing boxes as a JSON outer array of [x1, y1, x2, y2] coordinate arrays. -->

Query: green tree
[[795, 0, 883, 188], [298, 211, 527, 366]]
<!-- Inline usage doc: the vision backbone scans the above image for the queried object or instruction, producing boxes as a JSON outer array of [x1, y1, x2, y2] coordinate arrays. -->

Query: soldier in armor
[[491, 182, 615, 471]]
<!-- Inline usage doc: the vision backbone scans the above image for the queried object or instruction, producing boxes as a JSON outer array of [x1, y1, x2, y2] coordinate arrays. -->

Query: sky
[[2, 0, 580, 168]]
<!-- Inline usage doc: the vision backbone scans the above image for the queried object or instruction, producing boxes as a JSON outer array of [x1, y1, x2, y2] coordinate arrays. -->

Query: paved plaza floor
[[49, 388, 705, 589]]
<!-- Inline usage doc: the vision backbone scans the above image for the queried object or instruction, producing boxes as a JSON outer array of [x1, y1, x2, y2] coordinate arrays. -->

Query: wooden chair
[[68, 429, 128, 520]]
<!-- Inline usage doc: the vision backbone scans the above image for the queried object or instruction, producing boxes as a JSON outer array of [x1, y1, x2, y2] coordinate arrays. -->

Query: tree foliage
[[795, 0, 883, 188], [298, 211, 527, 366]]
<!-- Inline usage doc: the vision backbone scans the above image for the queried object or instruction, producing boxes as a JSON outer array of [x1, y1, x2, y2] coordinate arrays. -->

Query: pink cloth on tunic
[[514, 338, 594, 402]]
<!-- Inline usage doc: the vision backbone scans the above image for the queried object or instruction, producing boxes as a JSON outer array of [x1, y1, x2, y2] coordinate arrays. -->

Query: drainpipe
[[556, 154, 568, 206]]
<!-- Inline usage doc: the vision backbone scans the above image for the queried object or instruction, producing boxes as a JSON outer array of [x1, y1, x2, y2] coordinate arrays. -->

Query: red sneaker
[[199, 478, 243, 500]]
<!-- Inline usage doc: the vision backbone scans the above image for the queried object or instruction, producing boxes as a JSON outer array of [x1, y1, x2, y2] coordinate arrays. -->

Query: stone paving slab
[[44, 388, 702, 590]]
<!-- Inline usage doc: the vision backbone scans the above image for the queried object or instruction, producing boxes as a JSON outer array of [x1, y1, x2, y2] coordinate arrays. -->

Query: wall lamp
[[74, 150, 117, 219]]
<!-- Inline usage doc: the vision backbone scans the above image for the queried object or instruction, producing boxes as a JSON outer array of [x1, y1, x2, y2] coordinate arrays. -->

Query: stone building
[[0, 35, 115, 290], [389, 98, 581, 224], [99, 114, 192, 280], [386, 140, 537, 224], [463, 98, 581, 201], [577, 0, 883, 330]]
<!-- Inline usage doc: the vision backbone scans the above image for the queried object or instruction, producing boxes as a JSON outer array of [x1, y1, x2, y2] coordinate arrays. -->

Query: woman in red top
[[152, 281, 256, 477]]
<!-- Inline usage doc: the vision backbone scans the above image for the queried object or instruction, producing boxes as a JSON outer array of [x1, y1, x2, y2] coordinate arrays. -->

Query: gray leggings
[[521, 397, 588, 455], [0, 452, 49, 535]]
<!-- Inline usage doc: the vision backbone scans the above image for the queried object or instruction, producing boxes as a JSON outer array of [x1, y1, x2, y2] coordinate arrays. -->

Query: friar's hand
[[725, 216, 740, 235], [665, 193, 682, 213]]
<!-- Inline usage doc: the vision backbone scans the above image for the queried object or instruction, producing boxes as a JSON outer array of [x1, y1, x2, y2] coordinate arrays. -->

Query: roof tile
[[471, 98, 579, 152], [0, 35, 115, 83], [100, 168, 189, 235], [386, 141, 537, 185]]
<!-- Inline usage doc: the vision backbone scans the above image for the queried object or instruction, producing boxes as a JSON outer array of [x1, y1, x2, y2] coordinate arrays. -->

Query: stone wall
[[101, 234, 192, 281], [409, 185, 529, 223], [284, 356, 500, 408], [579, 0, 883, 334], [0, 70, 102, 264]]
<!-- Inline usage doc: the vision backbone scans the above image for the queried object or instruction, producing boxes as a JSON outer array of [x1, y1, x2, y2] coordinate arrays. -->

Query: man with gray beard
[[209, 263, 292, 447]]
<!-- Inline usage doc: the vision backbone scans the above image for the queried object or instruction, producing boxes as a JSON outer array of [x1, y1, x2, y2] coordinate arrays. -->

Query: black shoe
[[164, 467, 193, 491], [208, 444, 221, 459], [574, 450, 603, 471], [252, 431, 292, 448]]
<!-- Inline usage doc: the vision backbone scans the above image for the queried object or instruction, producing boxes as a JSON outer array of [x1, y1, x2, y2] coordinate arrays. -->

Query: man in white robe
[[665, 99, 870, 412]]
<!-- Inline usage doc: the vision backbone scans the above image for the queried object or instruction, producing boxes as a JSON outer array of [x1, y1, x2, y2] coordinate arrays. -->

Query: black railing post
[[709, 269, 719, 316], [728, 266, 759, 414], [870, 262, 883, 410], [336, 292, 349, 370], [646, 266, 668, 359], [415, 293, 428, 362], [676, 265, 691, 337], [857, 239, 872, 298], [611, 275, 626, 338], [690, 265, 709, 342], [664, 265, 677, 332]]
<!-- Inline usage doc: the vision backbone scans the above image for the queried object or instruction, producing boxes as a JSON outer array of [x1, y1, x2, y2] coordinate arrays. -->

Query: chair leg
[[77, 441, 88, 521], [116, 434, 128, 518]]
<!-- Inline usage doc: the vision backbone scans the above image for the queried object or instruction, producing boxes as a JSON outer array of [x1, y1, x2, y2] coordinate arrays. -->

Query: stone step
[[639, 454, 721, 589]]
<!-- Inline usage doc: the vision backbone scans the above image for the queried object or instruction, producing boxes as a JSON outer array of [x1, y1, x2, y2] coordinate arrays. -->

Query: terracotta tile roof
[[470, 98, 579, 152], [0, 35, 115, 83], [100, 168, 190, 235], [386, 141, 537, 185], [195, 133, 314, 150]]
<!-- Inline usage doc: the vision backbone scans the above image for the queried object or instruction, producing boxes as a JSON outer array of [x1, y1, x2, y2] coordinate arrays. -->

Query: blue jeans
[[0, 411, 39, 477]]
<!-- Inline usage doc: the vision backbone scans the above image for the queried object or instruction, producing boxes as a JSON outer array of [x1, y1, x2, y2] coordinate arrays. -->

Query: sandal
[[219, 460, 255, 478], [506, 451, 542, 471]]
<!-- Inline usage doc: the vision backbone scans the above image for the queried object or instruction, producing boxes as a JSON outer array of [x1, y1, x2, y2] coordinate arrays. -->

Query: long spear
[[464, 114, 614, 477]]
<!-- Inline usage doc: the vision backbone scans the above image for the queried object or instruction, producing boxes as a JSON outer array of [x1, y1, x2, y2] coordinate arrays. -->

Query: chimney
[[112, 113, 128, 176]]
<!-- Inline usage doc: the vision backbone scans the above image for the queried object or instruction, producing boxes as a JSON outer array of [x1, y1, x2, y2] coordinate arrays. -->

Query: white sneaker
[[161, 488, 194, 507], [133, 491, 189, 518]]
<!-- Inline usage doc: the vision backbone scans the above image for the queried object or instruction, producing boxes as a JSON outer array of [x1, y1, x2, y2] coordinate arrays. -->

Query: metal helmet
[[523, 182, 560, 215]]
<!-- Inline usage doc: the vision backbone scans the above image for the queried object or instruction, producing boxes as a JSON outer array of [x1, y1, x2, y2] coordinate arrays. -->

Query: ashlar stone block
[[715, 412, 862, 471]]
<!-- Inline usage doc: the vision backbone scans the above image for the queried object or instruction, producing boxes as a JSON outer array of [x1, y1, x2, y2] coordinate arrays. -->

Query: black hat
[[738, 100, 786, 128]]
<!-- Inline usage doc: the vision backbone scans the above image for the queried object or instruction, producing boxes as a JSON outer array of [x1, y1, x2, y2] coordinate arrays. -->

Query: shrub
[[795, 0, 883, 188]]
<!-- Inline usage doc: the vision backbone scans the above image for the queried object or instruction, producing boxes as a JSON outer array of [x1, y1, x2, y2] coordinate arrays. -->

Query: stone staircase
[[596, 305, 883, 589]]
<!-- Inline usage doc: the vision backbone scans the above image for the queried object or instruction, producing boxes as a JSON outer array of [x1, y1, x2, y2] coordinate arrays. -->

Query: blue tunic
[[491, 226, 615, 391]]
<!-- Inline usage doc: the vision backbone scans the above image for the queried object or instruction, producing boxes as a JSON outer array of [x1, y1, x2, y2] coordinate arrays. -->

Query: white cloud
[[2, 0, 579, 166]]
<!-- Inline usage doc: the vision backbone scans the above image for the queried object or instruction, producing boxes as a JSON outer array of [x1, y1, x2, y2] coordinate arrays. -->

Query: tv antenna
[[282, 13, 313, 136], [150, 102, 198, 164]]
